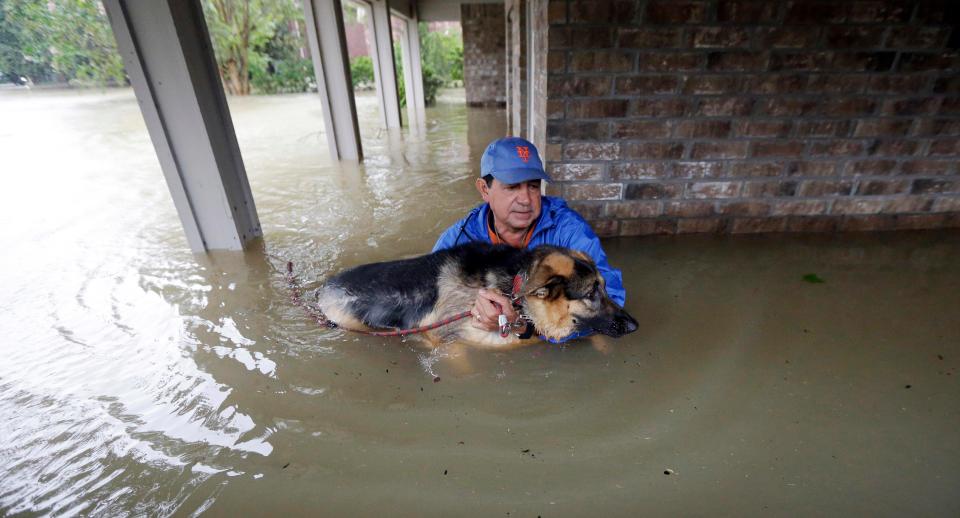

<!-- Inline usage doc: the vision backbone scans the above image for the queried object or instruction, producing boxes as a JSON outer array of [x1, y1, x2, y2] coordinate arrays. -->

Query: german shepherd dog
[[313, 242, 638, 348]]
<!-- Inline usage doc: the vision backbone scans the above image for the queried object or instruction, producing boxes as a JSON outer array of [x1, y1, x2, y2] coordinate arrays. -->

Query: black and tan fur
[[314, 242, 638, 348]]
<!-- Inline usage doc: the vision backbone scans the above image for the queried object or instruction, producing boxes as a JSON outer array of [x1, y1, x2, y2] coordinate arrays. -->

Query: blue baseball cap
[[480, 136, 551, 184]]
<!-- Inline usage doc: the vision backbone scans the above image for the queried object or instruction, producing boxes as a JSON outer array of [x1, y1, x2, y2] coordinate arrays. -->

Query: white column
[[302, 0, 363, 160], [102, 0, 261, 252], [365, 0, 403, 129], [398, 15, 426, 128]]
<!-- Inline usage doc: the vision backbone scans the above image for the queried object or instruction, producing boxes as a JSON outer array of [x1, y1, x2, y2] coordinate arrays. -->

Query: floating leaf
[[802, 273, 825, 284]]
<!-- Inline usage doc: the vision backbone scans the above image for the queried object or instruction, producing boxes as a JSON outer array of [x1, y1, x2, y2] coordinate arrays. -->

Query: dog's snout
[[619, 311, 638, 334]]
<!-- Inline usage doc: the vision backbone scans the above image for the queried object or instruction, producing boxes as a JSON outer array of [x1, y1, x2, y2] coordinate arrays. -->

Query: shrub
[[349, 55, 374, 89]]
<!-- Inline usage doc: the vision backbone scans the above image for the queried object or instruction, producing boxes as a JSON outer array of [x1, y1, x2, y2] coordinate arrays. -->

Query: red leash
[[286, 261, 474, 337]]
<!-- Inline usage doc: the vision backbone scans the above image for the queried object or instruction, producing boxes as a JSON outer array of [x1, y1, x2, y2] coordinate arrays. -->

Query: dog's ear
[[532, 275, 566, 299]]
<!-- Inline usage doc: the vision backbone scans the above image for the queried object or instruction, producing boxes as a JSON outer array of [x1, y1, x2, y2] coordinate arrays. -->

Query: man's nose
[[516, 186, 531, 204]]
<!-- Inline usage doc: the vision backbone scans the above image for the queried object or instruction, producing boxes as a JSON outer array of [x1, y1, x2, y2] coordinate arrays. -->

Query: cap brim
[[490, 167, 551, 184]]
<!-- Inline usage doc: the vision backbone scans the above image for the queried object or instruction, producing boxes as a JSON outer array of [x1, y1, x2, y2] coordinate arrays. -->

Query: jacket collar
[[470, 195, 562, 243]]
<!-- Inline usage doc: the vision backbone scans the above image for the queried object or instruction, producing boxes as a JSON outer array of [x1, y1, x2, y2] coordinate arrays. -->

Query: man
[[433, 136, 626, 343]]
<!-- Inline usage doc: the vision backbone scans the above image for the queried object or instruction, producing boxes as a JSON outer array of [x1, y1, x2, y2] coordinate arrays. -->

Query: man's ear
[[475, 177, 490, 202]]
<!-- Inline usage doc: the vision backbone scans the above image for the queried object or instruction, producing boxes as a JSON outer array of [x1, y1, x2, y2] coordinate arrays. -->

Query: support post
[[398, 15, 426, 128], [365, 0, 403, 129], [302, 0, 363, 160], [102, 0, 261, 252]]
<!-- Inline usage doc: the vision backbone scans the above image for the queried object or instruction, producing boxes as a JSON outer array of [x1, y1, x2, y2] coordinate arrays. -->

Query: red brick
[[888, 27, 950, 49], [731, 162, 784, 178], [831, 198, 886, 215], [825, 27, 887, 48], [941, 98, 960, 115], [784, 1, 847, 24], [913, 119, 960, 137], [794, 120, 851, 137], [892, 214, 952, 230], [624, 182, 684, 200], [590, 219, 620, 237], [615, 76, 679, 95], [839, 215, 895, 232], [568, 202, 605, 220], [564, 142, 620, 160], [605, 201, 662, 218], [769, 52, 833, 71], [570, 51, 634, 73], [674, 161, 725, 179], [750, 74, 807, 94], [677, 218, 722, 233], [569, 99, 630, 118], [645, 1, 707, 24], [548, 51, 566, 73], [758, 98, 818, 117], [856, 179, 912, 195], [932, 197, 960, 212], [565, 182, 623, 201], [707, 51, 769, 71], [867, 140, 920, 156], [731, 217, 788, 233], [611, 120, 671, 139], [881, 197, 934, 213], [630, 98, 689, 117], [806, 74, 869, 94], [743, 180, 799, 197], [618, 27, 683, 48], [664, 200, 716, 217], [549, 163, 606, 181], [545, 182, 563, 197], [787, 161, 840, 177], [610, 162, 669, 180], [934, 77, 960, 94], [773, 200, 830, 216], [570, 0, 636, 23], [898, 52, 960, 72], [690, 27, 751, 48], [928, 138, 960, 156], [690, 142, 749, 159], [549, 77, 612, 97], [845, 160, 897, 175], [620, 218, 677, 236], [638, 52, 702, 72], [899, 160, 953, 175], [547, 99, 565, 119], [837, 52, 896, 73], [673, 120, 732, 139], [911, 178, 959, 194], [868, 75, 931, 94], [853, 119, 913, 137], [808, 140, 865, 157], [881, 98, 942, 117], [759, 27, 821, 49], [545, 143, 563, 161], [847, 1, 911, 23], [822, 98, 876, 116], [548, 0, 567, 24], [787, 216, 840, 232], [621, 142, 685, 159], [686, 181, 742, 199], [717, 0, 778, 23], [798, 180, 854, 197], [751, 140, 805, 158], [720, 201, 772, 217], [697, 97, 754, 117], [734, 120, 792, 138], [682, 75, 743, 95], [547, 121, 611, 140]]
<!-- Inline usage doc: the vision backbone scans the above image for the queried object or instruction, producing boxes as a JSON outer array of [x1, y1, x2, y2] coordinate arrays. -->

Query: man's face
[[476, 178, 542, 232]]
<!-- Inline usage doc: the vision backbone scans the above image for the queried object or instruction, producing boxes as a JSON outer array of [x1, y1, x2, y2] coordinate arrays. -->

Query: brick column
[[463, 3, 507, 107]]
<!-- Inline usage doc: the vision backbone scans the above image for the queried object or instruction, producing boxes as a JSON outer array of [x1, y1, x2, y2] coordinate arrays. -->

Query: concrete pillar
[[365, 0, 403, 129], [302, 0, 363, 161], [398, 15, 426, 128], [505, 0, 527, 137], [102, 0, 261, 252]]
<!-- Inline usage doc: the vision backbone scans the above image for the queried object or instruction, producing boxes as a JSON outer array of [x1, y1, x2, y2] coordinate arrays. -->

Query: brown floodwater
[[1, 87, 959, 517]]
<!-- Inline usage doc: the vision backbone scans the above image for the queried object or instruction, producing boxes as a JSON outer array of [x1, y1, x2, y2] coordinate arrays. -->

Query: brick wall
[[543, 0, 960, 236], [463, 3, 507, 107]]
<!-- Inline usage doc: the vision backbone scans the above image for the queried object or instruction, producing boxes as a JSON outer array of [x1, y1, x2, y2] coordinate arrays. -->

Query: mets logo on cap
[[515, 145, 530, 163]]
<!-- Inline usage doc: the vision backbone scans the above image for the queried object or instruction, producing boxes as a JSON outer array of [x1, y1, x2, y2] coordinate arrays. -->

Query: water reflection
[[2, 88, 959, 516]]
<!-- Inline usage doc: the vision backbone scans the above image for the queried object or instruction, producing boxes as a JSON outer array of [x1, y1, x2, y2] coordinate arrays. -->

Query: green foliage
[[421, 64, 443, 106], [0, 0, 125, 86], [349, 55, 373, 88], [249, 18, 314, 94], [418, 23, 462, 86]]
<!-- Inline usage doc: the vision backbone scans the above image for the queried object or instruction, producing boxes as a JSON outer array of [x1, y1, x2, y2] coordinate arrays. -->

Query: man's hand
[[471, 288, 518, 331]]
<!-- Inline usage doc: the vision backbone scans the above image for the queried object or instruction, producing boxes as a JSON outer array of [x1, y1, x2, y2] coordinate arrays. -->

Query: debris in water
[[904, 384, 912, 389], [664, 469, 674, 475], [938, 354, 944, 360], [282, 463, 290, 469], [802, 273, 825, 284], [433, 376, 441, 383], [443, 469, 448, 475]]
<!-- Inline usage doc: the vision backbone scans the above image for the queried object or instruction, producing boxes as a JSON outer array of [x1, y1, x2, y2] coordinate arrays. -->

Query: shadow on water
[[1, 87, 959, 516]]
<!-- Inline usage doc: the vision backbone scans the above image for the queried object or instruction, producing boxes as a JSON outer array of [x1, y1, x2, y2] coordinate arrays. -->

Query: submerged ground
[[0, 88, 958, 516]]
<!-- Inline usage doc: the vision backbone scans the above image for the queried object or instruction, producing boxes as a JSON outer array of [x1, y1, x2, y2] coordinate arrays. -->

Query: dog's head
[[521, 246, 638, 341]]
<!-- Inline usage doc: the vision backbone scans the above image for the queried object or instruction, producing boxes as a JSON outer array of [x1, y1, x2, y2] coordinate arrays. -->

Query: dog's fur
[[314, 242, 638, 348]]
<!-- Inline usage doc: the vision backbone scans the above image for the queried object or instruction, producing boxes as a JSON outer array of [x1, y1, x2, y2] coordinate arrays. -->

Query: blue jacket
[[432, 196, 626, 343]]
